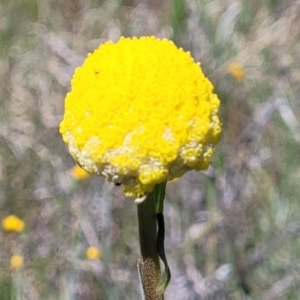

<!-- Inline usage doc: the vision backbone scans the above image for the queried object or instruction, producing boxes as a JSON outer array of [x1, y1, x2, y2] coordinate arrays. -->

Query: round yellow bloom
[[2, 215, 25, 232], [60, 36, 221, 198], [10, 254, 24, 270], [227, 62, 245, 82], [86, 246, 102, 260], [70, 164, 90, 180]]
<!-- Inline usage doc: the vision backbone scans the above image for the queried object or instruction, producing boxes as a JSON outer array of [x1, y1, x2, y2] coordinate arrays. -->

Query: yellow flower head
[[60, 36, 221, 198], [227, 62, 245, 82], [86, 246, 102, 260], [70, 164, 90, 180], [2, 215, 25, 232], [10, 254, 24, 270]]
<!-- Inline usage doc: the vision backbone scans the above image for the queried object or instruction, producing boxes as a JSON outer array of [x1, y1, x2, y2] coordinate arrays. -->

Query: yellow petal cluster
[[60, 36, 221, 198], [86, 246, 102, 260], [70, 164, 90, 180], [227, 61, 245, 82], [10, 254, 24, 270], [2, 215, 25, 232]]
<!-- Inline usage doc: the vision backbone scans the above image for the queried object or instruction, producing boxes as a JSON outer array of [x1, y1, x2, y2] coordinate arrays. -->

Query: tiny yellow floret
[[227, 62, 245, 82], [86, 246, 102, 260], [2, 215, 25, 232], [70, 164, 90, 180], [60, 36, 222, 198], [10, 254, 24, 270]]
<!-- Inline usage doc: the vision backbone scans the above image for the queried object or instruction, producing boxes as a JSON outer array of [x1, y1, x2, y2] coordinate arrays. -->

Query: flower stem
[[137, 189, 163, 300]]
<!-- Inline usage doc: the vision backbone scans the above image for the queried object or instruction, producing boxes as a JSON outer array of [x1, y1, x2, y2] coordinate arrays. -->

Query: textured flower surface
[[60, 36, 221, 198], [2, 215, 25, 232]]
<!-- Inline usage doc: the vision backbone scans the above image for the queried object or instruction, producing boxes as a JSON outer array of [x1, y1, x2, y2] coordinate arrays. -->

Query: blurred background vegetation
[[0, 0, 300, 299]]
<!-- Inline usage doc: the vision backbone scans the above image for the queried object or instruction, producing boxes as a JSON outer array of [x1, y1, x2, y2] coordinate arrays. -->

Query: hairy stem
[[137, 190, 163, 300]]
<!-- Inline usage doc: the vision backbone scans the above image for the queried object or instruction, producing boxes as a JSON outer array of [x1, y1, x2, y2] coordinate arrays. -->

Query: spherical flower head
[[86, 246, 102, 260], [70, 164, 90, 180], [10, 254, 24, 270], [227, 62, 245, 82], [60, 36, 222, 199], [2, 215, 25, 232]]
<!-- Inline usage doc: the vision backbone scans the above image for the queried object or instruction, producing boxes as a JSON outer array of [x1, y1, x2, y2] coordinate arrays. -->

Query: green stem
[[137, 189, 162, 300]]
